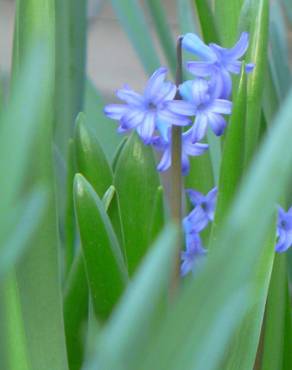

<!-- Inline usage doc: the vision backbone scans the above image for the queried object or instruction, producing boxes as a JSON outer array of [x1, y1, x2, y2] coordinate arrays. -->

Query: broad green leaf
[[0, 272, 31, 370], [64, 251, 88, 370], [145, 0, 176, 76], [74, 174, 128, 321], [64, 138, 76, 276], [213, 67, 246, 227], [102, 185, 126, 260], [283, 282, 292, 370], [282, 0, 292, 25], [54, 0, 87, 155], [243, 0, 269, 166], [112, 137, 127, 172], [85, 79, 122, 163], [260, 254, 288, 370], [215, 0, 243, 45], [149, 186, 166, 244], [0, 188, 47, 278], [10, 2, 69, 369], [114, 133, 161, 275], [269, 1, 291, 100], [86, 225, 178, 370], [75, 112, 113, 197], [262, 62, 279, 125], [110, 0, 160, 74], [194, 0, 219, 43]]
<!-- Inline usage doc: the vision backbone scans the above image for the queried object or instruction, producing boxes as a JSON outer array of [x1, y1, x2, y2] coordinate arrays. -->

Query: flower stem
[[170, 36, 183, 292]]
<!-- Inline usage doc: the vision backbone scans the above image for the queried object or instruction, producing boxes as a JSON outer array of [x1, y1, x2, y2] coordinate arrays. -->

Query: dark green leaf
[[194, 0, 219, 43]]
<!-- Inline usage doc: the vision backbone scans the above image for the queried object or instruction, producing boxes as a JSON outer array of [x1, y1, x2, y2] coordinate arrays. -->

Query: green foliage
[[0, 1, 291, 370]]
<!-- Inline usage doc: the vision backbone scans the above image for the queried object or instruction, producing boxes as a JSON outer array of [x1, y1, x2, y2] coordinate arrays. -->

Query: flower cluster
[[105, 32, 253, 175], [181, 187, 217, 276], [104, 31, 291, 278]]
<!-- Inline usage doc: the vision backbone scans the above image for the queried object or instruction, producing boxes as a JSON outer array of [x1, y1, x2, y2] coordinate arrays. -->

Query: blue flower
[[166, 79, 232, 141], [152, 128, 208, 176], [180, 232, 206, 276], [275, 206, 292, 253], [104, 67, 191, 144], [183, 187, 218, 234], [183, 32, 254, 98]]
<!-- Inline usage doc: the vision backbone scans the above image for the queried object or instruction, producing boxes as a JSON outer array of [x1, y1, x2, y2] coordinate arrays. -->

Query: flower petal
[[104, 104, 128, 120], [157, 147, 171, 172], [210, 99, 233, 115], [190, 79, 210, 106], [153, 81, 177, 105], [183, 206, 209, 233], [144, 67, 168, 101], [157, 110, 191, 126], [136, 112, 156, 143], [207, 112, 227, 136], [179, 80, 194, 102], [189, 114, 208, 142], [245, 63, 255, 73], [186, 189, 205, 206], [186, 61, 214, 77], [120, 109, 145, 129], [182, 33, 217, 61], [116, 87, 144, 106], [165, 100, 196, 116], [181, 153, 190, 176], [225, 32, 250, 60]]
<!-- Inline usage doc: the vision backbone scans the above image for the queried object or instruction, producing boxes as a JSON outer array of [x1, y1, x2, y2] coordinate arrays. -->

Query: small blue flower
[[166, 79, 232, 141], [183, 187, 218, 234], [276, 206, 292, 253], [180, 232, 206, 276], [152, 128, 208, 175], [104, 67, 191, 144], [183, 32, 254, 98]]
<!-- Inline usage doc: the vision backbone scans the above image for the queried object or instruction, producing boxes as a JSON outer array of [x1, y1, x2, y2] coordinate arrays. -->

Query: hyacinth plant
[[0, 1, 291, 370]]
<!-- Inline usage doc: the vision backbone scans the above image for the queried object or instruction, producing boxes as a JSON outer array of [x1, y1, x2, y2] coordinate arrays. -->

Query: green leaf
[[54, 0, 87, 155], [110, 0, 160, 74], [185, 152, 214, 194], [75, 112, 113, 197], [260, 254, 290, 370], [114, 133, 161, 275], [112, 137, 128, 172], [213, 67, 246, 226], [86, 225, 178, 370], [85, 79, 122, 163], [74, 174, 128, 321], [194, 0, 219, 43], [63, 251, 88, 370], [215, 0, 244, 45], [145, 0, 176, 76], [149, 186, 166, 244], [243, 0, 269, 166], [177, 0, 198, 35]]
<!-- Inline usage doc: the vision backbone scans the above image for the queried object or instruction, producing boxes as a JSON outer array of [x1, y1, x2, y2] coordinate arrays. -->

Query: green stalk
[[170, 36, 183, 290]]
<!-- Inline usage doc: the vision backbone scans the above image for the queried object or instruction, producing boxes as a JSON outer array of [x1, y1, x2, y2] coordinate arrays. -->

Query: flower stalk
[[170, 36, 184, 289]]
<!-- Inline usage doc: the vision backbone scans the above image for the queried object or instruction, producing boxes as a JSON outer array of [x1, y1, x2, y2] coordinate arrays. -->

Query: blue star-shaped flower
[[165, 79, 232, 142], [182, 32, 254, 99], [183, 187, 218, 234], [276, 206, 292, 253], [180, 232, 206, 277], [104, 67, 190, 144]]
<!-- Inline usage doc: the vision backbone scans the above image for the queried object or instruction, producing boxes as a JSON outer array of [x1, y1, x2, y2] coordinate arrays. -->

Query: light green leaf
[[86, 225, 178, 370], [215, 0, 243, 45], [243, 0, 269, 166], [54, 0, 87, 155], [114, 133, 161, 275], [75, 112, 113, 197], [74, 174, 128, 321], [177, 0, 198, 35]]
